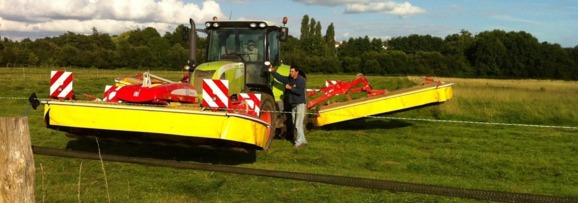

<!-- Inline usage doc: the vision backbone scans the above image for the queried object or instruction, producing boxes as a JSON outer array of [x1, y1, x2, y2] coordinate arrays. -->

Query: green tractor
[[184, 17, 294, 149]]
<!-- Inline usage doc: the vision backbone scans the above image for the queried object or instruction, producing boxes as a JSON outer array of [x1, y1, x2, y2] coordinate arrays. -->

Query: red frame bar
[[307, 76, 387, 109]]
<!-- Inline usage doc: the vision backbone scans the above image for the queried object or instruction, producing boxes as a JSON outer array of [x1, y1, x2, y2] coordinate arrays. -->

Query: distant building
[[335, 41, 342, 48]]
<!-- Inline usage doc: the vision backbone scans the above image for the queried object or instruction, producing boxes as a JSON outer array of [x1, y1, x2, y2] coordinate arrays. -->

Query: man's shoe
[[294, 143, 307, 148]]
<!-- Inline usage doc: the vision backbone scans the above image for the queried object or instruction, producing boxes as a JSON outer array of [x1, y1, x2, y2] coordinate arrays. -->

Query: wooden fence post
[[0, 117, 35, 203]]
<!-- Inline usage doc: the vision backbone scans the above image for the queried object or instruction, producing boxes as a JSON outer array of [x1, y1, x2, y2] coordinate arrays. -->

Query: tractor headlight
[[259, 22, 266, 28], [212, 22, 219, 28], [249, 23, 257, 28]]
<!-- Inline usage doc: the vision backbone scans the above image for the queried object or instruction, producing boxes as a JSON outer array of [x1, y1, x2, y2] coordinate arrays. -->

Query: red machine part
[[424, 77, 443, 86], [306, 75, 388, 109], [114, 83, 197, 105]]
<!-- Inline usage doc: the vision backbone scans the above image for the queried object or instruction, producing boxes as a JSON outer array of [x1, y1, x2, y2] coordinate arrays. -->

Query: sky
[[1, 0, 577, 47]]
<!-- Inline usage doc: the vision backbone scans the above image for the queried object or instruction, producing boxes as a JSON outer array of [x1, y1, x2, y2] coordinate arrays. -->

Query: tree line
[[0, 26, 196, 70], [283, 15, 578, 80], [1, 15, 577, 80]]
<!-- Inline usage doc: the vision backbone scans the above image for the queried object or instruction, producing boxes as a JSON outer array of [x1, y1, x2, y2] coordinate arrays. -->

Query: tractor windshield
[[206, 26, 278, 86], [206, 28, 266, 63]]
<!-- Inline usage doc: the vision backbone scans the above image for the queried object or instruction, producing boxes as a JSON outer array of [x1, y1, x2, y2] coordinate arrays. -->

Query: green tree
[[142, 27, 161, 40], [92, 31, 116, 51], [28, 38, 60, 66], [166, 43, 187, 70], [361, 54, 380, 75], [280, 35, 303, 68], [370, 38, 384, 52], [128, 29, 146, 46], [568, 46, 578, 80], [536, 42, 574, 80], [342, 56, 361, 73], [314, 21, 322, 37], [147, 36, 170, 67], [114, 39, 132, 67], [300, 15, 310, 40], [325, 23, 336, 57], [92, 48, 114, 69], [389, 51, 409, 75], [499, 31, 540, 78], [27, 52, 39, 66], [442, 30, 474, 76], [468, 30, 508, 77], [163, 24, 189, 48], [59, 44, 80, 66], [131, 46, 155, 68], [2, 46, 18, 66], [299, 16, 326, 57], [77, 50, 93, 67], [388, 34, 443, 54], [165, 43, 188, 70], [337, 36, 373, 58], [321, 57, 341, 73], [309, 18, 316, 38]]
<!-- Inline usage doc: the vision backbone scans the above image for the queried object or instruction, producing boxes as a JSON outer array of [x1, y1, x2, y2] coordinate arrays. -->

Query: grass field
[[1, 67, 577, 202]]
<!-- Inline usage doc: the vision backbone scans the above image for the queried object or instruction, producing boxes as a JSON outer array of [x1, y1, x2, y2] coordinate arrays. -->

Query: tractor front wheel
[[260, 94, 277, 150]]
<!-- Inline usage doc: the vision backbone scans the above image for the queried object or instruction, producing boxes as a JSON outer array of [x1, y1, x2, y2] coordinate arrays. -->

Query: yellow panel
[[314, 84, 453, 126], [44, 102, 269, 148]]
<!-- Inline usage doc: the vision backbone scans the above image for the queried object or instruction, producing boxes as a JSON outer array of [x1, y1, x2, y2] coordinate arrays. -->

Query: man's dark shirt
[[271, 71, 306, 106]]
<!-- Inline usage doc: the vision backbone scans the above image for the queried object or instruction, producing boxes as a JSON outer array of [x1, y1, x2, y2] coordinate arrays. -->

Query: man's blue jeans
[[291, 103, 307, 146]]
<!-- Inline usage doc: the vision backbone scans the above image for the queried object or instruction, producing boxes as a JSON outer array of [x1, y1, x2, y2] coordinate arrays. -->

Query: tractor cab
[[201, 19, 288, 91]]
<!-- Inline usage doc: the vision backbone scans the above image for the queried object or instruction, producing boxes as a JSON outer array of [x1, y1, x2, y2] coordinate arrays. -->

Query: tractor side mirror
[[182, 27, 190, 41], [280, 27, 288, 42]]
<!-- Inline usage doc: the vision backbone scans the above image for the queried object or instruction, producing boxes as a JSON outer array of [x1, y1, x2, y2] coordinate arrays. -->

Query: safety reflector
[[103, 85, 123, 102], [202, 79, 229, 108], [50, 70, 74, 100], [239, 93, 261, 116], [325, 80, 337, 87]]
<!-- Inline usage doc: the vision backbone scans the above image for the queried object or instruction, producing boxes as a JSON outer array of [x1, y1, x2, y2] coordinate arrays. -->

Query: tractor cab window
[[267, 30, 281, 66], [206, 28, 265, 63]]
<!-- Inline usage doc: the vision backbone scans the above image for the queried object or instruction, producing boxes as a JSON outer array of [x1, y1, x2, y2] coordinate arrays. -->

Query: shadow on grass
[[318, 118, 413, 131], [65, 139, 257, 165]]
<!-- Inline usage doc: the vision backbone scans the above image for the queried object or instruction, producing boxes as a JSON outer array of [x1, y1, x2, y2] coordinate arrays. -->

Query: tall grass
[[433, 77, 578, 126], [0, 67, 577, 202]]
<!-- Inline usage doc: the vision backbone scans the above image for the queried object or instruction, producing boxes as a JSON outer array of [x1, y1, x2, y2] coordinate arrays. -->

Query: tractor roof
[[204, 20, 282, 29]]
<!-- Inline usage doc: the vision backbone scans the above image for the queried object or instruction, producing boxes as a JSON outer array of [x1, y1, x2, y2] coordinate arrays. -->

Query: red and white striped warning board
[[50, 70, 74, 99], [202, 79, 229, 108], [103, 85, 122, 102], [239, 93, 261, 115], [325, 80, 337, 87]]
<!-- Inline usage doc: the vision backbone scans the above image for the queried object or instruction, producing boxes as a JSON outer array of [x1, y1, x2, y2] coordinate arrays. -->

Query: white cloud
[[345, 2, 425, 16], [293, 0, 424, 16], [0, 0, 225, 39], [488, 14, 538, 25], [294, 0, 373, 6]]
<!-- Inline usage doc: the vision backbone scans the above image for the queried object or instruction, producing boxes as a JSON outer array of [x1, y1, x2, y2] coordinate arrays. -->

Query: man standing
[[269, 65, 308, 148]]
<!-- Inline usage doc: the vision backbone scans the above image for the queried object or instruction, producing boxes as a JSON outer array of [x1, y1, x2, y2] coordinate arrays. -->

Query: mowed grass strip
[[0, 67, 576, 202]]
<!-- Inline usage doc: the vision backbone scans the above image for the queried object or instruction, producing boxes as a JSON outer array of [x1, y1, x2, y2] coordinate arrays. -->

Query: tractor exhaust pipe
[[187, 18, 197, 72]]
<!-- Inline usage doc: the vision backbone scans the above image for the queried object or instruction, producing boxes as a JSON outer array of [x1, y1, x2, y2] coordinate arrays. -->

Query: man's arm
[[287, 77, 305, 96], [270, 68, 289, 84]]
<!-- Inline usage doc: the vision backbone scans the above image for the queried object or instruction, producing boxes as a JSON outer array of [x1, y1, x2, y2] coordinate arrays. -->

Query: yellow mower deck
[[44, 101, 270, 148], [313, 83, 453, 126]]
